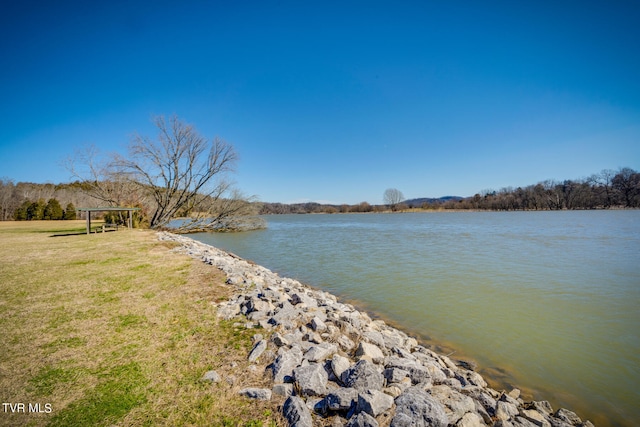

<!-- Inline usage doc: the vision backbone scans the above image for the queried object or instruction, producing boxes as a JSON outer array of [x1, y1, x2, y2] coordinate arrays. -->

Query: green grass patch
[[218, 318, 259, 351], [48, 362, 148, 427], [67, 259, 95, 266], [99, 256, 124, 265], [47, 308, 74, 329], [130, 263, 151, 271], [94, 290, 120, 304], [42, 336, 87, 354], [114, 313, 147, 330], [28, 366, 80, 396]]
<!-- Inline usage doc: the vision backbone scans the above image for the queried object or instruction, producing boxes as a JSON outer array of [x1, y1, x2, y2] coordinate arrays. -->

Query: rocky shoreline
[[158, 232, 594, 427]]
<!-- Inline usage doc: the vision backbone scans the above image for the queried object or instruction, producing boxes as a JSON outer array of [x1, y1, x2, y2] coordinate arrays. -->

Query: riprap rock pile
[[159, 232, 594, 427]]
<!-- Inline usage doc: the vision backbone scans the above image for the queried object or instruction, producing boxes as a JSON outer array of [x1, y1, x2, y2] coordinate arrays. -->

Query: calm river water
[[191, 211, 639, 426]]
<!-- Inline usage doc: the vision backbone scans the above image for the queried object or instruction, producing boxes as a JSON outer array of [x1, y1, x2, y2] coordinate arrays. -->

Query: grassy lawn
[[0, 221, 282, 427]]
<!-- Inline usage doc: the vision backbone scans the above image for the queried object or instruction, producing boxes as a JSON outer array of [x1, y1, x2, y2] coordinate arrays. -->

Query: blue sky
[[1, 1, 639, 204]]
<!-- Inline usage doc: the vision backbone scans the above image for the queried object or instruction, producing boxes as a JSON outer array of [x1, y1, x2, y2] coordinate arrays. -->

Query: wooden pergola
[[77, 207, 141, 235]]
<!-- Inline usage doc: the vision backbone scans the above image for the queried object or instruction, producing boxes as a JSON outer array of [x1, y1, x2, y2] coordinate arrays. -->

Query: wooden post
[[86, 211, 91, 235], [128, 210, 132, 229]]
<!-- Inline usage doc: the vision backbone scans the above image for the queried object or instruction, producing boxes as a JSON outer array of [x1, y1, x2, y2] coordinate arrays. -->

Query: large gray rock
[[290, 292, 318, 307], [303, 331, 323, 344], [305, 342, 338, 362], [384, 384, 406, 398], [463, 370, 488, 387], [200, 370, 221, 383], [283, 396, 313, 427], [341, 360, 385, 392], [217, 302, 241, 320], [363, 330, 386, 348], [331, 354, 351, 380], [272, 333, 290, 347], [246, 296, 273, 314], [337, 334, 356, 351], [263, 287, 288, 304], [272, 383, 294, 398], [520, 409, 551, 427], [307, 397, 328, 416], [239, 388, 272, 400], [271, 347, 303, 383], [421, 361, 447, 384], [357, 389, 394, 417], [342, 312, 364, 329], [248, 339, 268, 362], [381, 329, 406, 349], [294, 363, 329, 397], [554, 408, 582, 425], [530, 401, 553, 416], [385, 356, 431, 385], [339, 321, 362, 342], [404, 337, 419, 350], [270, 301, 302, 328], [467, 390, 497, 418], [247, 309, 270, 322], [547, 419, 572, 427], [496, 401, 520, 421], [391, 387, 448, 427], [356, 342, 385, 364], [429, 385, 476, 425], [391, 346, 414, 360], [511, 417, 540, 427], [325, 387, 358, 412], [384, 367, 410, 384], [310, 316, 327, 332], [346, 411, 379, 427], [457, 412, 485, 427], [225, 275, 245, 286]]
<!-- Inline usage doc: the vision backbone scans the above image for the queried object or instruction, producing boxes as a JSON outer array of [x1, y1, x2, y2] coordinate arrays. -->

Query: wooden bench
[[100, 224, 120, 233], [87, 224, 120, 234]]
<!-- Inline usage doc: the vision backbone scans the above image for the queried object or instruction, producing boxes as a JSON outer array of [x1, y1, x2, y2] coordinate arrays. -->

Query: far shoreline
[[259, 206, 639, 215]]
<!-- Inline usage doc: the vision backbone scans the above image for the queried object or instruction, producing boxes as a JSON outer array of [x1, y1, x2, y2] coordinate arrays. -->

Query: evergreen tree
[[44, 198, 64, 220], [63, 202, 77, 220], [27, 199, 46, 220], [14, 200, 30, 220]]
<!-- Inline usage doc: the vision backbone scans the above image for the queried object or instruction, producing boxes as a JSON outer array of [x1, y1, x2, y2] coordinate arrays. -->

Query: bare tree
[[612, 167, 640, 207], [383, 188, 405, 211], [589, 169, 616, 208], [112, 115, 262, 231], [0, 178, 17, 220], [65, 144, 138, 206], [65, 115, 262, 231]]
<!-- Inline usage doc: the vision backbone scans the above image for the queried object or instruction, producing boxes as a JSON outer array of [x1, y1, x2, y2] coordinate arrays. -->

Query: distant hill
[[403, 196, 463, 208]]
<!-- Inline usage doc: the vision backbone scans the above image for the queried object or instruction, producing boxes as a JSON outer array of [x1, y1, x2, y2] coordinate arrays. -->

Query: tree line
[[440, 167, 639, 211], [259, 167, 639, 214], [13, 198, 77, 220], [1, 167, 638, 221], [0, 181, 100, 221]]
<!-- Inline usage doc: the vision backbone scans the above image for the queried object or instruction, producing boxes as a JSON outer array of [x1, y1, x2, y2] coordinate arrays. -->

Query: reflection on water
[[192, 211, 640, 427]]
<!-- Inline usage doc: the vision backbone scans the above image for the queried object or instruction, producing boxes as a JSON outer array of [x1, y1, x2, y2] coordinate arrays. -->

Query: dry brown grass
[[0, 221, 284, 427]]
